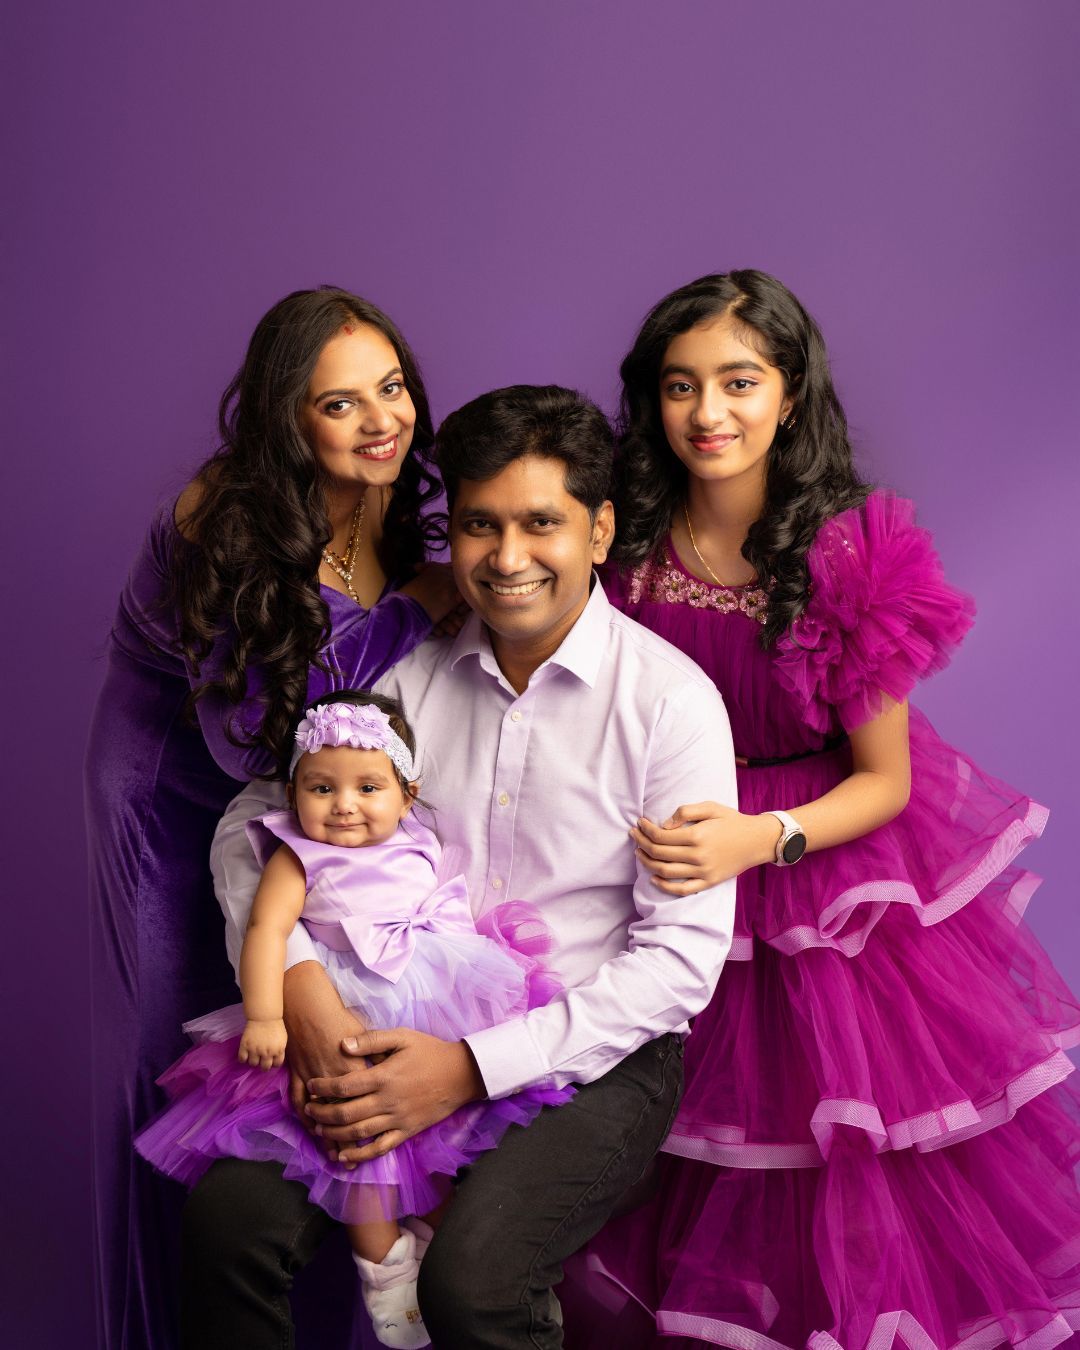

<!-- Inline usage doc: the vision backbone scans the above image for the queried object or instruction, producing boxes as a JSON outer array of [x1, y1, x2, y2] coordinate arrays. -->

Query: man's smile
[[483, 579, 549, 597]]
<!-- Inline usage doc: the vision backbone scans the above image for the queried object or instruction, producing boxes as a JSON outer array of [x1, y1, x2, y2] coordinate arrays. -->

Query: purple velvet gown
[[85, 503, 432, 1350], [581, 493, 1080, 1349]]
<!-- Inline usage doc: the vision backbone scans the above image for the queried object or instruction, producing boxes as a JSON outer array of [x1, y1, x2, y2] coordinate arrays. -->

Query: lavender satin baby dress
[[583, 493, 1080, 1350], [136, 811, 571, 1223]]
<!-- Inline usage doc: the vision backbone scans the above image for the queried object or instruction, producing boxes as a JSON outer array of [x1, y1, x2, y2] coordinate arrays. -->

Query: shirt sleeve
[[208, 779, 317, 978], [465, 676, 738, 1097]]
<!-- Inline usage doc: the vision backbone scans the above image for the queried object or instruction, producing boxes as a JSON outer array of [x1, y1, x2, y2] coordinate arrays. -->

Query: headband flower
[[290, 702, 415, 781]]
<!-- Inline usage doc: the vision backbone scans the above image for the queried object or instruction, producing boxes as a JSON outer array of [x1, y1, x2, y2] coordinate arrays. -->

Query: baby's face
[[290, 745, 411, 847]]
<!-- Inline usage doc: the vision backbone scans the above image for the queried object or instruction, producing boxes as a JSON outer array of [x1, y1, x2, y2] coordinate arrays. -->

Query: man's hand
[[305, 1028, 485, 1166], [282, 962, 368, 1140]]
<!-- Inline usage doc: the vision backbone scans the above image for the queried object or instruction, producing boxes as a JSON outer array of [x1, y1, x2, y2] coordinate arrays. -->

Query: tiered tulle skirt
[[136, 913, 571, 1225], [579, 713, 1080, 1349]]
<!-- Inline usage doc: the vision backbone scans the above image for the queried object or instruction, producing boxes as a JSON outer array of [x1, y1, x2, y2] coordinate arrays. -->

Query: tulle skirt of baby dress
[[136, 820, 572, 1227], [578, 495, 1080, 1349]]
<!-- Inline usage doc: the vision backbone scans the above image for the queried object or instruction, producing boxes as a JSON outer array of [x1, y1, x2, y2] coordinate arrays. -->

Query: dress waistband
[[302, 918, 353, 952], [734, 732, 849, 769]]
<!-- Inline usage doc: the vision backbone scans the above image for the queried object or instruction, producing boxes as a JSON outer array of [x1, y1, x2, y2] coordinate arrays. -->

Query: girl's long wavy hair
[[613, 270, 870, 645], [170, 287, 442, 765]]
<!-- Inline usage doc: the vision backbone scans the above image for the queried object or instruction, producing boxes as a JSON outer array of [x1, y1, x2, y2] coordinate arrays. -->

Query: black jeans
[[181, 1034, 684, 1349]]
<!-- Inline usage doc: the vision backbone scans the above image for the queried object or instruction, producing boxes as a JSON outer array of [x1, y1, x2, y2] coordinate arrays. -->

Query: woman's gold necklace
[[322, 498, 367, 604], [683, 502, 730, 588]]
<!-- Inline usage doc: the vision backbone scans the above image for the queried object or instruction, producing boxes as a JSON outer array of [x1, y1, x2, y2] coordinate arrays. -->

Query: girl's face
[[300, 323, 416, 491], [290, 744, 413, 847], [659, 314, 792, 490]]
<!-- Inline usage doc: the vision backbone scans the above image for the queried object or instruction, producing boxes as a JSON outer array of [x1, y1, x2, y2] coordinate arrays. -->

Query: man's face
[[450, 454, 614, 673]]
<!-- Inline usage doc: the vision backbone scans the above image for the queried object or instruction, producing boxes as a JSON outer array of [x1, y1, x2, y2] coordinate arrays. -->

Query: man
[[186, 385, 738, 1347]]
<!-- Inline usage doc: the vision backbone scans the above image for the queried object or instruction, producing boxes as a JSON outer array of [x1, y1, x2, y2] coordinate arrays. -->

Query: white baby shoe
[[402, 1214, 434, 1260], [353, 1229, 430, 1349]]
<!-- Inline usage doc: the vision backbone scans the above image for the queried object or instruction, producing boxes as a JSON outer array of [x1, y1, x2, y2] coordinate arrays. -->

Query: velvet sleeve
[[129, 506, 432, 782], [773, 492, 975, 734], [192, 591, 433, 781]]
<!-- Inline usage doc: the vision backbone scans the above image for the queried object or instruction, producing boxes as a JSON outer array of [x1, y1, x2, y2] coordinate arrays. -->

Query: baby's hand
[[238, 1019, 288, 1070]]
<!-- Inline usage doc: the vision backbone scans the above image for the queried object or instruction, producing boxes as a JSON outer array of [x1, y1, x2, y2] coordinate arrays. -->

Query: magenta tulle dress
[[136, 810, 571, 1225], [583, 493, 1080, 1349]]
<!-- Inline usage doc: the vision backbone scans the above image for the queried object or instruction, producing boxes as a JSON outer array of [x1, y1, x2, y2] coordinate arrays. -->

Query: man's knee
[[182, 1159, 329, 1285], [184, 1160, 265, 1269], [180, 1160, 335, 1350], [417, 1223, 486, 1334], [418, 1218, 535, 1342]]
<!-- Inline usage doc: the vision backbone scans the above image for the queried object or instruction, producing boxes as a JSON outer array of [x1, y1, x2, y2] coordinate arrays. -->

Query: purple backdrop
[[6, 2, 1078, 1344]]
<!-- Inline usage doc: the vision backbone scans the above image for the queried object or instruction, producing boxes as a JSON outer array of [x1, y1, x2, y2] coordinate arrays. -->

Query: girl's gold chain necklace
[[683, 502, 727, 588]]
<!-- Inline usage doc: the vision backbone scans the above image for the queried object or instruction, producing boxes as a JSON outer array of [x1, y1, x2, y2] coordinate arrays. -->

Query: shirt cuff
[[464, 1017, 550, 1099]]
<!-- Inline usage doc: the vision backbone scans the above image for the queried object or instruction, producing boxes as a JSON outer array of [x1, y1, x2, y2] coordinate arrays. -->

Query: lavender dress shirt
[[211, 580, 738, 1098]]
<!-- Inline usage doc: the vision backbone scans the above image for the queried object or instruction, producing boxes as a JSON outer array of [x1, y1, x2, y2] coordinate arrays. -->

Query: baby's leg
[[406, 1195, 449, 1251], [348, 1218, 402, 1264], [349, 1220, 429, 1350]]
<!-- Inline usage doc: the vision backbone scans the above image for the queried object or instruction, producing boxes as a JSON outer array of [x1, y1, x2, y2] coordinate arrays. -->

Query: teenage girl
[[590, 270, 1080, 1348]]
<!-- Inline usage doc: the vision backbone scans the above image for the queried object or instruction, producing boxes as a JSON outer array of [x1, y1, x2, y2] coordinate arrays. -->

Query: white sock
[[403, 1215, 435, 1259], [353, 1231, 429, 1349]]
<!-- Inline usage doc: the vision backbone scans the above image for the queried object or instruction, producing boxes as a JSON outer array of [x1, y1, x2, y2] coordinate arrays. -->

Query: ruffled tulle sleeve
[[774, 492, 975, 733]]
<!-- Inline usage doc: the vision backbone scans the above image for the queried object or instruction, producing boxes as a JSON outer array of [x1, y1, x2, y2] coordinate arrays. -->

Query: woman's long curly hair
[[613, 270, 869, 645], [170, 287, 442, 765]]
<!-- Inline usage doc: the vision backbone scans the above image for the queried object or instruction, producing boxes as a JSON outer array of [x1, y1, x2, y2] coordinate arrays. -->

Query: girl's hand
[[632, 802, 779, 894], [238, 1018, 288, 1070], [400, 563, 461, 624]]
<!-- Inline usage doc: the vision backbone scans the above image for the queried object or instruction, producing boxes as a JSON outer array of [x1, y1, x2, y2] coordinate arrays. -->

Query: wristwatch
[[767, 810, 807, 866]]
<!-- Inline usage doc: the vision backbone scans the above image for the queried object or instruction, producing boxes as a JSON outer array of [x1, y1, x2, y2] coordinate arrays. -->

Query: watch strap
[[767, 810, 805, 865]]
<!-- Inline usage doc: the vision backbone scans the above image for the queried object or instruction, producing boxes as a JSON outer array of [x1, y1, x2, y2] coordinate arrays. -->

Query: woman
[[86, 287, 458, 1350], [586, 271, 1080, 1347]]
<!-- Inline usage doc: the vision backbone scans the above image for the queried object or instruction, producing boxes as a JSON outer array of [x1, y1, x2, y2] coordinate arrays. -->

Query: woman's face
[[658, 313, 791, 489], [300, 322, 416, 490]]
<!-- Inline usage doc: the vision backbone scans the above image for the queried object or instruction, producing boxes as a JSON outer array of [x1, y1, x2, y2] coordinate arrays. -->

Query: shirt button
[[491, 877, 504, 889], [498, 792, 509, 806], [510, 711, 523, 722]]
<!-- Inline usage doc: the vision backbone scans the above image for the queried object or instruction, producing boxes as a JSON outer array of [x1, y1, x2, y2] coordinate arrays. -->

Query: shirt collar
[[447, 611, 487, 670], [448, 575, 610, 689]]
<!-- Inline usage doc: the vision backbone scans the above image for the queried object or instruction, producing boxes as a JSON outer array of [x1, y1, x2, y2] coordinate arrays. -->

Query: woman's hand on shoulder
[[400, 562, 462, 624], [632, 802, 777, 894], [430, 600, 470, 639]]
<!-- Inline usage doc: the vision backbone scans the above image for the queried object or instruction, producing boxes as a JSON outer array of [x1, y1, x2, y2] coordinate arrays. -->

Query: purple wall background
[[5, 2, 1078, 1344]]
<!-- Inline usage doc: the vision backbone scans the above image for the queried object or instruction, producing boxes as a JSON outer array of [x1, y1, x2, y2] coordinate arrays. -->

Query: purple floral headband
[[289, 702, 416, 781]]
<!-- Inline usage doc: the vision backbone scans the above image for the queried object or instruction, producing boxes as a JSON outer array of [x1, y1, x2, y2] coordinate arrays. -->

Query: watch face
[[781, 832, 807, 865]]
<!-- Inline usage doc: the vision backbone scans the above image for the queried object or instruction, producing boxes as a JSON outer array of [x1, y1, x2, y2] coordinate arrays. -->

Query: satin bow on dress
[[304, 876, 473, 983], [245, 809, 486, 986]]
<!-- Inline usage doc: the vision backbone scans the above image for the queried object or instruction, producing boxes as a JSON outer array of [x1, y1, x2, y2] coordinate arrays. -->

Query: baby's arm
[[238, 845, 308, 1070]]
